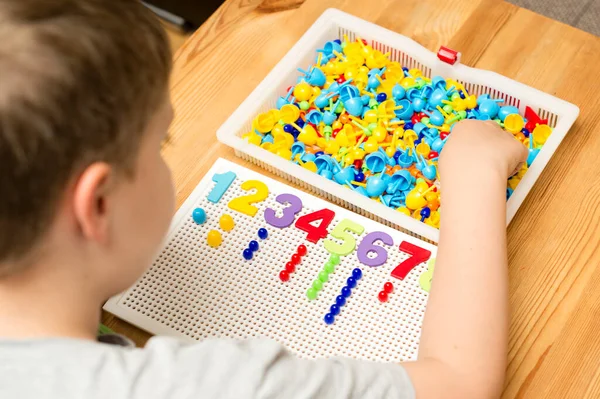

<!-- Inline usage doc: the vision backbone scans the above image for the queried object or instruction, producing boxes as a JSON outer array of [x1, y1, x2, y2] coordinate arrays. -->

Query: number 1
[[207, 172, 236, 203]]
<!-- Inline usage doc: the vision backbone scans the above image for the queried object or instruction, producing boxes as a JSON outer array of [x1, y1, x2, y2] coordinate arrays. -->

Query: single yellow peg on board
[[219, 214, 235, 232]]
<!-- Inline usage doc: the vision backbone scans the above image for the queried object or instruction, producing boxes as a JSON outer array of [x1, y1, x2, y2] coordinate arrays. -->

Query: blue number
[[207, 171, 236, 203]]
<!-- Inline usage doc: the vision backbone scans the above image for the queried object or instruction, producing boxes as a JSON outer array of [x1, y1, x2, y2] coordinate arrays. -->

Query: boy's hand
[[439, 120, 528, 181], [407, 119, 528, 399]]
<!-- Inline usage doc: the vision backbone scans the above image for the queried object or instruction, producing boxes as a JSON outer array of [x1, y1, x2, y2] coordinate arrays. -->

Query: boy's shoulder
[[0, 336, 414, 399], [0, 335, 268, 399]]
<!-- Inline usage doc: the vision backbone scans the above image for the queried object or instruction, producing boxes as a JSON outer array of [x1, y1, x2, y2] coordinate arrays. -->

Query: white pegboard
[[104, 158, 437, 362]]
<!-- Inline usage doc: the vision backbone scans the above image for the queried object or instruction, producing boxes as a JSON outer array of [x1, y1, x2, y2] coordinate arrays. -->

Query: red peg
[[411, 114, 421, 124], [383, 282, 394, 294], [428, 151, 439, 159], [291, 254, 301, 265], [378, 291, 389, 303], [297, 245, 307, 256], [353, 159, 363, 170], [524, 106, 546, 126], [285, 262, 296, 273], [525, 121, 537, 132], [440, 131, 449, 140], [337, 75, 346, 84], [279, 270, 290, 282]]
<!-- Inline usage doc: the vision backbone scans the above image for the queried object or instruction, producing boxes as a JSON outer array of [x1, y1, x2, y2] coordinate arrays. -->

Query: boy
[[0, 0, 527, 398]]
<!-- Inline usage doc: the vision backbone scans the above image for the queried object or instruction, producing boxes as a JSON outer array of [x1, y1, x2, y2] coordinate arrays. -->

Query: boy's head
[[0, 0, 174, 295]]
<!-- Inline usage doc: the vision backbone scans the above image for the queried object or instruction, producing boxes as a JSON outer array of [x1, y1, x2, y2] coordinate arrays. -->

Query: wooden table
[[103, 0, 600, 397]]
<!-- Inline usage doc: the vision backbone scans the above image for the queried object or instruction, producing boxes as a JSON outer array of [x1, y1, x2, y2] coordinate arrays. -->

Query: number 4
[[391, 241, 432, 280], [295, 209, 335, 244]]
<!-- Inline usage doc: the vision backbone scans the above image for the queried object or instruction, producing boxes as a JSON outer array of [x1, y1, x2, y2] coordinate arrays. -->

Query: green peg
[[329, 254, 341, 265], [306, 288, 318, 300], [324, 262, 335, 274], [312, 280, 323, 291], [318, 271, 329, 282]]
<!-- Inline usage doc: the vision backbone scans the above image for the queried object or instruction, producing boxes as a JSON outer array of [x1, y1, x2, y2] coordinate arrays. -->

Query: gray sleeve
[[123, 336, 415, 399]]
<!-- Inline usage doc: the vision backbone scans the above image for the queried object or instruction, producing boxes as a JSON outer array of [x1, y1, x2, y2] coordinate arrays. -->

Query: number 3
[[324, 219, 365, 256], [264, 194, 303, 228], [228, 180, 269, 217]]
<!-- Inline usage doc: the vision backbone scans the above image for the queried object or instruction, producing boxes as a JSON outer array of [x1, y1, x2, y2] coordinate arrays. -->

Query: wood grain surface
[[103, 0, 600, 397]]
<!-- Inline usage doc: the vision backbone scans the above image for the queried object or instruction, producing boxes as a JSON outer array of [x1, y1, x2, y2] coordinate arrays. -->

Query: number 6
[[356, 231, 394, 267], [323, 219, 365, 256]]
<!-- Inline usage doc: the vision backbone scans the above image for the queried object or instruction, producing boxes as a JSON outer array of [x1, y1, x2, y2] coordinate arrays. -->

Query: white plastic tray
[[216, 8, 579, 243]]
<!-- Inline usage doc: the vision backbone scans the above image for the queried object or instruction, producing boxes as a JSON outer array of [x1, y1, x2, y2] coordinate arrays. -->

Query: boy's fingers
[[510, 145, 528, 176], [510, 162, 524, 177]]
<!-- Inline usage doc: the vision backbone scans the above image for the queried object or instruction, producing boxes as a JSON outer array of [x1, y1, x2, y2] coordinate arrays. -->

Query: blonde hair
[[0, 0, 172, 274]]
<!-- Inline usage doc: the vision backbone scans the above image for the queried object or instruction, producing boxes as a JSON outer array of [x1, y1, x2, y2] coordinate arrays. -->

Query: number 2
[[228, 180, 269, 217], [323, 219, 365, 256], [391, 241, 431, 280], [207, 171, 236, 203], [264, 193, 303, 228], [295, 209, 335, 244]]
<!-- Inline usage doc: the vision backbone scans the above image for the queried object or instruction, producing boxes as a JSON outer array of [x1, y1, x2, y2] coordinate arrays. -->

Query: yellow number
[[228, 180, 269, 217]]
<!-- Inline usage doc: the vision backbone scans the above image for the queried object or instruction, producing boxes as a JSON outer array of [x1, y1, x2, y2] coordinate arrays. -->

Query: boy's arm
[[403, 120, 528, 399]]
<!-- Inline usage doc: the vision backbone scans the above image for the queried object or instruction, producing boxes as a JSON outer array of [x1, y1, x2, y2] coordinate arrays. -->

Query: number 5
[[323, 219, 365, 256]]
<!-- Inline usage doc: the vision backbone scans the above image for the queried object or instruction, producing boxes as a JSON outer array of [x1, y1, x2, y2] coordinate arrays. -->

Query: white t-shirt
[[0, 335, 415, 398]]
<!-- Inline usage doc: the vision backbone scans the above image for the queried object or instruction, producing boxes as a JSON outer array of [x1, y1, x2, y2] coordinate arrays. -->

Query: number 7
[[390, 241, 431, 280]]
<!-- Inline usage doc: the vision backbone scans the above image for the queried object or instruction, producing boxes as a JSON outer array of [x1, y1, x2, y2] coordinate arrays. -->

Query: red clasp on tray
[[437, 46, 461, 65]]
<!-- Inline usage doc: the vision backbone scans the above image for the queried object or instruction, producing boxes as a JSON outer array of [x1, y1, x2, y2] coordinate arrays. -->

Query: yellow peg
[[436, 106, 451, 118]]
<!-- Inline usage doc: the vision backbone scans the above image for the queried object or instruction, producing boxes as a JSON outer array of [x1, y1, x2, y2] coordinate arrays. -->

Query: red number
[[295, 209, 335, 244], [391, 241, 431, 280]]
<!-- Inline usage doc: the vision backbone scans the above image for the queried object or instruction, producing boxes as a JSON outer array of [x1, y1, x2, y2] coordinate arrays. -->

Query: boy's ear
[[72, 162, 114, 244]]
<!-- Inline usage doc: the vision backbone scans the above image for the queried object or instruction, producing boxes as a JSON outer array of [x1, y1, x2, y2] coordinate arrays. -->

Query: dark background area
[[145, 0, 598, 36], [144, 0, 225, 29]]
